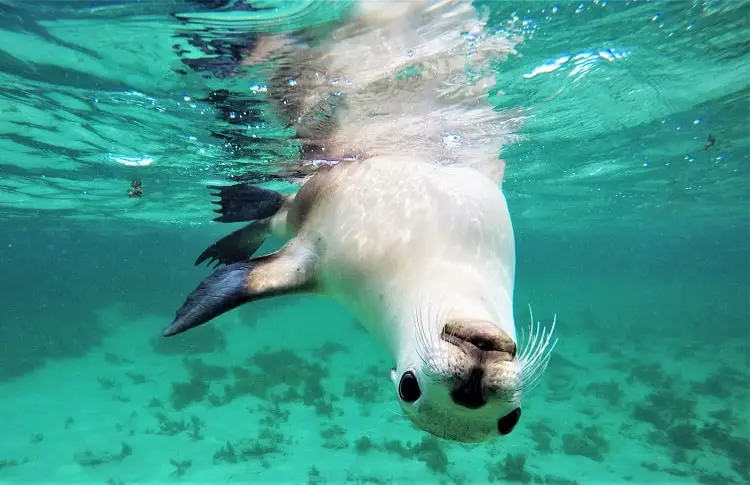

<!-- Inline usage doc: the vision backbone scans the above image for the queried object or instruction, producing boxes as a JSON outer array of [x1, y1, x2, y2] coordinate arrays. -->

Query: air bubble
[[441, 133, 462, 148]]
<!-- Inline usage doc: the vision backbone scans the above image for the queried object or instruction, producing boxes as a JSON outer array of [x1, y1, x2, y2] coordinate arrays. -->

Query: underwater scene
[[0, 0, 748, 484]]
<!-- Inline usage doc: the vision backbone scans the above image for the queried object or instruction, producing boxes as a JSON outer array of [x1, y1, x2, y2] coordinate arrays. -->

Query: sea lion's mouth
[[440, 319, 516, 358]]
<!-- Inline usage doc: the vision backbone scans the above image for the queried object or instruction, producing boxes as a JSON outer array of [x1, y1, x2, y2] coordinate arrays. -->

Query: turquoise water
[[1, 0, 748, 483]]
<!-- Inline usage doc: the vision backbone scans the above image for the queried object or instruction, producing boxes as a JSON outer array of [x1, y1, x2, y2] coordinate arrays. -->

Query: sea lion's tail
[[193, 183, 288, 268]]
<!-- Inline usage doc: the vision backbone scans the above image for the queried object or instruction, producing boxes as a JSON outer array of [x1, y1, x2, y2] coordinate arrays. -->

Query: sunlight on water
[[0, 0, 743, 227], [522, 48, 630, 80]]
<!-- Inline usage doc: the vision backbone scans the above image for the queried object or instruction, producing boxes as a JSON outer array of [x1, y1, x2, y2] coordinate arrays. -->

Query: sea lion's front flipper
[[163, 240, 316, 337], [194, 219, 270, 268], [208, 183, 285, 223]]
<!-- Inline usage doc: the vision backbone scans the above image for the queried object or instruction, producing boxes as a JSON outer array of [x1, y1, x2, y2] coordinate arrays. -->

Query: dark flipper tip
[[194, 220, 269, 268], [162, 326, 182, 337], [162, 261, 254, 337], [208, 183, 284, 223]]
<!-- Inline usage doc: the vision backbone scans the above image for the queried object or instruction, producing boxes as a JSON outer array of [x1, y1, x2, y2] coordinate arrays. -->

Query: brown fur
[[244, 240, 318, 294], [283, 161, 353, 233]]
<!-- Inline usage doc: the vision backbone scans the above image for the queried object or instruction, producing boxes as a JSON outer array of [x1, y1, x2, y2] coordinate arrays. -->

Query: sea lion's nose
[[441, 320, 517, 358], [451, 365, 488, 409]]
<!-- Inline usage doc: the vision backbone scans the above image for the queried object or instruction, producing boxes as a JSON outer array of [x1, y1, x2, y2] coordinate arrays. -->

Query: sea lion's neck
[[391, 273, 515, 357], [416, 263, 513, 326], [349, 265, 515, 359]]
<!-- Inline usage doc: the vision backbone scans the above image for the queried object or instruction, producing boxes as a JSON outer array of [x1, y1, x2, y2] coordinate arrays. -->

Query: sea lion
[[163, 155, 557, 443], [163, 0, 556, 443]]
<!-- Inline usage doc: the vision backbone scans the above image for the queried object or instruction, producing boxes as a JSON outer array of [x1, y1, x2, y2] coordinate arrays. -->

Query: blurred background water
[[0, 1, 748, 484]]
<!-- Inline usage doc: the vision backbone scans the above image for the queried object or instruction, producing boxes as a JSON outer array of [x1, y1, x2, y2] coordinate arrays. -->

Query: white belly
[[298, 156, 516, 357]]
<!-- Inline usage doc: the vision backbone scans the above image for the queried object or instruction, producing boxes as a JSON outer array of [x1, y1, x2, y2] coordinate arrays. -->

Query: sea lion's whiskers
[[427, 294, 449, 377], [413, 291, 454, 378], [429, 292, 454, 376], [414, 293, 441, 377], [516, 305, 558, 394], [412, 294, 430, 369], [383, 407, 409, 419]]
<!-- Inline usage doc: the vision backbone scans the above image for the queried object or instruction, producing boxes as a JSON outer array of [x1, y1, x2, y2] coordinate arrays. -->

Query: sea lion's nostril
[[450, 366, 487, 409], [469, 335, 501, 352]]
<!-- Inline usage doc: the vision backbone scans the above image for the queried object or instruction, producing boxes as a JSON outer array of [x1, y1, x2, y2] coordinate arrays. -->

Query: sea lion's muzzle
[[440, 319, 517, 409], [440, 319, 516, 358]]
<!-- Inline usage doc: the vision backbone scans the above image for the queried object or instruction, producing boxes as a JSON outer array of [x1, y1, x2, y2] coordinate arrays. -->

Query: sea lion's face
[[390, 319, 523, 442]]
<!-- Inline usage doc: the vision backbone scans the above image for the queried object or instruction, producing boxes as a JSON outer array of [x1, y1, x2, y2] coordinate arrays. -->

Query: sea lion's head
[[391, 313, 556, 442]]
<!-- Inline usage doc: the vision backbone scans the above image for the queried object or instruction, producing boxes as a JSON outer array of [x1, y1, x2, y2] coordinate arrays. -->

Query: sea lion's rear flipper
[[194, 219, 270, 267], [208, 183, 285, 223], [162, 240, 316, 337]]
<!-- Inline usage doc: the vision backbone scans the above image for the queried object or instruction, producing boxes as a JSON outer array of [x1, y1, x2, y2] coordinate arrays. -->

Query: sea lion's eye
[[497, 407, 521, 435], [398, 371, 421, 403]]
